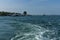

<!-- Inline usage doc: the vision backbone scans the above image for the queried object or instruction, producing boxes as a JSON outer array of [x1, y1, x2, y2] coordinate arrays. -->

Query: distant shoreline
[[0, 11, 31, 16]]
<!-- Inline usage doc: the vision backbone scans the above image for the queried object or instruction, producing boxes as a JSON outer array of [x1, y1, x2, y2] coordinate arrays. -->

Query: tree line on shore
[[0, 11, 28, 16]]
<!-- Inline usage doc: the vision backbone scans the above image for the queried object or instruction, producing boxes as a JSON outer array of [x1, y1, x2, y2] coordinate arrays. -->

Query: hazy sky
[[0, 0, 60, 15]]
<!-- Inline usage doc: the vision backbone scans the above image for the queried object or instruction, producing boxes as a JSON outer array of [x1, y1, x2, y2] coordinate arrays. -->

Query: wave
[[10, 22, 60, 40]]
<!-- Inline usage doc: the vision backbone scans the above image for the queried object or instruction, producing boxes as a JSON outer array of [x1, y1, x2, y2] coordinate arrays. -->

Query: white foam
[[11, 23, 57, 40]]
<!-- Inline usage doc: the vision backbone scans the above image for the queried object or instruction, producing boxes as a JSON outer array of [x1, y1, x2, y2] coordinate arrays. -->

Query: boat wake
[[10, 23, 60, 40]]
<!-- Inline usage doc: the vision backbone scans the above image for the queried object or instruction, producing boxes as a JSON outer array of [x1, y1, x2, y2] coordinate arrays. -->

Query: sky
[[0, 0, 60, 15]]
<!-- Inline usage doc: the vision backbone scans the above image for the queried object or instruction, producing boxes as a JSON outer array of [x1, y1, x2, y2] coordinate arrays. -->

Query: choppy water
[[0, 15, 60, 40]]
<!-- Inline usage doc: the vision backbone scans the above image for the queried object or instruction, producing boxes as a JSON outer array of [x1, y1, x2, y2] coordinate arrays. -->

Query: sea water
[[0, 15, 60, 40]]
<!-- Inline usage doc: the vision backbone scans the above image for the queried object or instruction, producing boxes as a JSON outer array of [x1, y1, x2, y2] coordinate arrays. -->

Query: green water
[[0, 16, 60, 40]]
